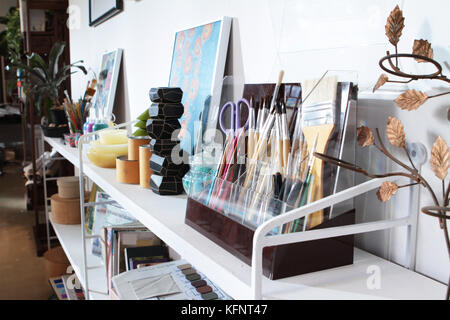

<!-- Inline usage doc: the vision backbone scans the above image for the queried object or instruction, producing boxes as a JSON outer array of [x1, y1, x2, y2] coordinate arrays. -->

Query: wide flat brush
[[301, 76, 338, 229]]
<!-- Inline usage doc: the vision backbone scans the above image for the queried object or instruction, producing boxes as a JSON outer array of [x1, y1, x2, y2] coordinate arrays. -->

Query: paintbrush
[[280, 101, 290, 171], [85, 86, 96, 101], [238, 106, 277, 206], [269, 70, 285, 113], [290, 134, 318, 232], [206, 133, 233, 206], [64, 90, 72, 105], [261, 96, 270, 133], [301, 75, 338, 229], [274, 102, 284, 171], [248, 96, 256, 159], [253, 107, 276, 161], [255, 97, 264, 142]]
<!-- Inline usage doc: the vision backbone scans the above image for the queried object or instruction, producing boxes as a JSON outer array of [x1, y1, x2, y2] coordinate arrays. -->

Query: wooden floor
[[0, 163, 52, 300]]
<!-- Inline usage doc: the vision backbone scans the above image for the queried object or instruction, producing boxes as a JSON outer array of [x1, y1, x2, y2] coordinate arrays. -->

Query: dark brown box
[[185, 198, 355, 280]]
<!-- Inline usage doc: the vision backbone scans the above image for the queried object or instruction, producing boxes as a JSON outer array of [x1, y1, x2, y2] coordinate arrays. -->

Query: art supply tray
[[183, 172, 355, 280], [184, 71, 359, 279]]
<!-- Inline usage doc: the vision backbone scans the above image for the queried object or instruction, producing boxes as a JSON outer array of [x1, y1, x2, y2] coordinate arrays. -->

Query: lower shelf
[[49, 217, 109, 300]]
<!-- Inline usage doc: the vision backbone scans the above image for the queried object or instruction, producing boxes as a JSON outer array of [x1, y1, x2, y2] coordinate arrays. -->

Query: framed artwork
[[93, 49, 123, 121], [168, 17, 232, 154], [89, 0, 123, 27]]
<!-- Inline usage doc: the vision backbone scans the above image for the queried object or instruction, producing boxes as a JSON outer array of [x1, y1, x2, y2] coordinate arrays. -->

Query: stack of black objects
[[146, 87, 189, 195]]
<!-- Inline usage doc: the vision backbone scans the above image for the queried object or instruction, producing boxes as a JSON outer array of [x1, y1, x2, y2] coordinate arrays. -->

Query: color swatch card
[[49, 277, 68, 300], [112, 260, 231, 300]]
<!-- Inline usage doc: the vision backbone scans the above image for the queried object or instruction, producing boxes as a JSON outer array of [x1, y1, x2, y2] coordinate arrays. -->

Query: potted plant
[[17, 41, 87, 137]]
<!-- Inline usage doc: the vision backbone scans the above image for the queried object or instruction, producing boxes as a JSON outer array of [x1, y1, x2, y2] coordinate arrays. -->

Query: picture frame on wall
[[93, 49, 123, 121], [89, 0, 123, 27], [168, 17, 232, 155]]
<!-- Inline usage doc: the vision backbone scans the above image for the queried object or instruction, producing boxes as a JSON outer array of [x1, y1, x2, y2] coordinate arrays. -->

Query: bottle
[[83, 113, 91, 134], [92, 119, 109, 132], [92, 107, 109, 132]]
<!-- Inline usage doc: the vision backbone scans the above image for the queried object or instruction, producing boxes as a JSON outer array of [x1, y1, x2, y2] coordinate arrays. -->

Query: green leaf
[[55, 74, 71, 88], [48, 42, 66, 80], [137, 109, 150, 121], [54, 61, 86, 83], [135, 120, 147, 129], [15, 63, 47, 83], [32, 67, 47, 82], [28, 53, 48, 71], [133, 128, 148, 137]]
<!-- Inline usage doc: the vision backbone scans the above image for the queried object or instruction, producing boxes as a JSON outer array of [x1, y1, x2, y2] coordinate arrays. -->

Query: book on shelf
[[125, 245, 170, 271], [89, 188, 138, 257], [103, 222, 165, 294]]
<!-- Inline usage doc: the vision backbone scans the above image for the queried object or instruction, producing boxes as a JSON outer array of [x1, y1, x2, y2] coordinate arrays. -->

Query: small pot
[[41, 124, 70, 138], [50, 108, 67, 125]]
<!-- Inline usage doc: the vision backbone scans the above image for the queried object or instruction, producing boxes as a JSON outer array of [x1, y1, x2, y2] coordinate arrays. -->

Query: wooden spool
[[128, 136, 151, 161], [57, 176, 80, 199], [50, 193, 82, 225], [44, 246, 70, 279], [139, 144, 153, 188], [116, 155, 140, 184]]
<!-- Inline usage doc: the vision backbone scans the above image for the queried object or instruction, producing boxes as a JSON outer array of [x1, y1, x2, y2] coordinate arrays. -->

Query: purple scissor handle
[[219, 98, 250, 136]]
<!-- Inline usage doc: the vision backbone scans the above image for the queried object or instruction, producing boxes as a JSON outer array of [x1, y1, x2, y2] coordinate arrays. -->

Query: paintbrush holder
[[183, 172, 355, 279]]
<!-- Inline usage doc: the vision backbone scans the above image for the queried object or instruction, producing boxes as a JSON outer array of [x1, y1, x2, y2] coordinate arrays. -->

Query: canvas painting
[[94, 49, 123, 121], [169, 17, 231, 154]]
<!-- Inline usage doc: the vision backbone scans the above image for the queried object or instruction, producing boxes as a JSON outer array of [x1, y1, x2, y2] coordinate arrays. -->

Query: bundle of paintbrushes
[[184, 71, 348, 234], [62, 80, 97, 134]]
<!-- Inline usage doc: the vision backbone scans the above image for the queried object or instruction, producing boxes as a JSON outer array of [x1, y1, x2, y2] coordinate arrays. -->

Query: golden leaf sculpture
[[430, 136, 449, 180], [413, 39, 434, 63], [377, 181, 399, 202], [385, 5, 405, 46], [386, 116, 405, 148], [373, 74, 389, 93], [394, 90, 428, 110], [357, 126, 375, 147]]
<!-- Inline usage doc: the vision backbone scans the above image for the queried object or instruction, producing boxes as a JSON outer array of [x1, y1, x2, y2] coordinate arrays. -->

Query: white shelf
[[44, 136, 447, 300], [50, 218, 109, 300]]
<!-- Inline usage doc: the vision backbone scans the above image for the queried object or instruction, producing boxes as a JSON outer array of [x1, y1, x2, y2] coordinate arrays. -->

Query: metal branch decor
[[315, 5, 450, 300], [373, 5, 450, 110]]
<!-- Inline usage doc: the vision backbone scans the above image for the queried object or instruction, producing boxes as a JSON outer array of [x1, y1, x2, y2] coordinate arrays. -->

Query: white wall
[[68, 0, 450, 285]]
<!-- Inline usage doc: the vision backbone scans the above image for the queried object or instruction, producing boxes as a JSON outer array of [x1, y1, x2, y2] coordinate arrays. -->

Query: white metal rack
[[40, 129, 74, 251], [43, 123, 446, 300], [41, 128, 109, 299]]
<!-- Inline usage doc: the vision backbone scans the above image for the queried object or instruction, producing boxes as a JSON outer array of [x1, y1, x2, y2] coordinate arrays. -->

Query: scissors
[[219, 99, 250, 136]]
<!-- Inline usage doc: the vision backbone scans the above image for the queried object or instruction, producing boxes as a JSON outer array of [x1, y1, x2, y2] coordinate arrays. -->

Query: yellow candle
[[98, 129, 128, 145], [90, 140, 128, 154], [87, 149, 119, 168]]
